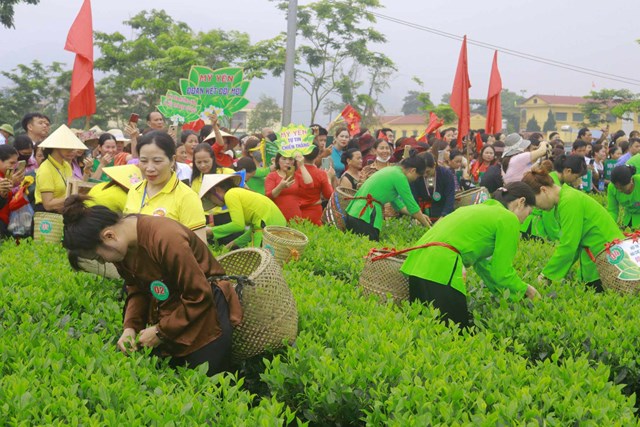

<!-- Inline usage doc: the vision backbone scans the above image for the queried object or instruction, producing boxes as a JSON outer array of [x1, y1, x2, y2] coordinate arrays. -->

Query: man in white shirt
[[0, 124, 13, 145]]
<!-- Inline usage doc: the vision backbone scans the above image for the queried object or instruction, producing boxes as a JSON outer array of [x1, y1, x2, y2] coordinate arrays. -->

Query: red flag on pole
[[450, 35, 471, 150], [340, 105, 362, 136], [425, 111, 445, 135], [485, 51, 503, 134], [475, 132, 484, 153], [65, 0, 95, 125]]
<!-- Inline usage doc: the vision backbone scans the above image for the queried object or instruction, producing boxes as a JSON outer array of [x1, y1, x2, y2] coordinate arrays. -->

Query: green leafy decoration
[[157, 90, 201, 123], [274, 124, 316, 156]]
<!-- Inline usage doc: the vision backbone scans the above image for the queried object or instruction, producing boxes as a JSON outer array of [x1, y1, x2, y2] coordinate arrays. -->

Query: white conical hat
[[199, 174, 242, 211], [203, 129, 240, 148], [39, 125, 88, 150]]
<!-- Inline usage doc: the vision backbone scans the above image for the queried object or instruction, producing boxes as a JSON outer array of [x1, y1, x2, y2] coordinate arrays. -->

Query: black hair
[[572, 140, 588, 151], [620, 141, 630, 154], [492, 182, 536, 208], [548, 131, 559, 140], [418, 151, 436, 168], [61, 195, 121, 270], [12, 135, 33, 152], [199, 125, 213, 143], [630, 130, 640, 139], [217, 178, 239, 192], [373, 138, 391, 150], [138, 131, 176, 159], [341, 148, 361, 167], [191, 143, 218, 181], [274, 152, 295, 171], [21, 112, 50, 132], [611, 165, 636, 186], [0, 144, 18, 161], [629, 137, 640, 147], [235, 156, 256, 174], [611, 130, 626, 143], [553, 154, 588, 175], [181, 130, 198, 143], [577, 127, 590, 139], [145, 111, 163, 122], [449, 150, 463, 160], [303, 145, 320, 162], [98, 133, 116, 147], [400, 153, 427, 175]]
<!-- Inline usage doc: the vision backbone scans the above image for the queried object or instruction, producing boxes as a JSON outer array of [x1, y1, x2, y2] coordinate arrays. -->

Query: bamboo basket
[[33, 212, 64, 243], [321, 186, 357, 231], [262, 225, 308, 265], [359, 249, 409, 304], [594, 238, 640, 295], [217, 248, 298, 362], [454, 186, 489, 210]]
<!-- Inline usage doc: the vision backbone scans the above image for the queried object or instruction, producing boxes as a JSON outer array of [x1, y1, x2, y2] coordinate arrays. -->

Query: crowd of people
[[2, 110, 638, 373]]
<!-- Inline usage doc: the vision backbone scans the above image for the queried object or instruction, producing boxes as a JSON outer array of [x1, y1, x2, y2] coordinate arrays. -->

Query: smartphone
[[286, 168, 295, 179], [438, 150, 446, 163], [321, 157, 331, 170], [402, 145, 412, 159], [15, 160, 26, 175], [129, 113, 139, 124], [5, 168, 12, 180]]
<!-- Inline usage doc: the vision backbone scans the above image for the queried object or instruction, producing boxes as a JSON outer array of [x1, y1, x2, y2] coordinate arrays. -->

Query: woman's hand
[[124, 123, 140, 140], [10, 168, 25, 187], [100, 153, 113, 166], [0, 178, 11, 197], [525, 284, 541, 301], [117, 328, 137, 353], [278, 175, 295, 189], [138, 325, 161, 349]]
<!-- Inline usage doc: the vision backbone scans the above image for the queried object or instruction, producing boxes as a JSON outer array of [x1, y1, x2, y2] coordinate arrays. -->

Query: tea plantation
[[1, 217, 639, 425]]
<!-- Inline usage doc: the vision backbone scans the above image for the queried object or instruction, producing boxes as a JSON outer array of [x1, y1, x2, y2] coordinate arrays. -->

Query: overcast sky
[[2, 0, 640, 124]]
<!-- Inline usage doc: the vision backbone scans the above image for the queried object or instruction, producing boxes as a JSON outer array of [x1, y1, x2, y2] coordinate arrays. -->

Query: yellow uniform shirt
[[124, 172, 206, 231], [191, 168, 235, 215], [86, 182, 128, 213], [35, 155, 72, 205]]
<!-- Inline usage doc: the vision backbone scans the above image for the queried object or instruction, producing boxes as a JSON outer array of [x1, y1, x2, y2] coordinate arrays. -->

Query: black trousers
[[168, 285, 233, 376], [207, 212, 243, 245], [345, 214, 380, 241], [408, 275, 470, 328], [586, 279, 604, 293]]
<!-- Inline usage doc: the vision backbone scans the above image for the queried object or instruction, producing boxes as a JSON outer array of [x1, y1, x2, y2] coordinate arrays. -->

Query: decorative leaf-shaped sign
[[178, 66, 250, 118], [156, 91, 201, 125], [275, 124, 316, 157]]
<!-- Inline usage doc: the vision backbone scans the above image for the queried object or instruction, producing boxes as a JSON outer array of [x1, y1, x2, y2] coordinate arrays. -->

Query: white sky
[[1, 0, 640, 124]]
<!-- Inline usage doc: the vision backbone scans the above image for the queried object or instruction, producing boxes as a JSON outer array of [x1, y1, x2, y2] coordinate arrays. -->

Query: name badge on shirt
[[150, 280, 169, 301]]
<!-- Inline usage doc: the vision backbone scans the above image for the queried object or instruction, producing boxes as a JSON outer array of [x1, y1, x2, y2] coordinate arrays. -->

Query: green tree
[[247, 95, 282, 133], [94, 9, 285, 127], [580, 89, 638, 126], [543, 109, 557, 132], [501, 89, 525, 133], [272, 0, 394, 123], [1, 0, 40, 28], [526, 116, 541, 132]]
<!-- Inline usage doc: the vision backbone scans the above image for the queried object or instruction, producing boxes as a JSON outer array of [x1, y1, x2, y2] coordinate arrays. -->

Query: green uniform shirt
[[520, 171, 561, 240], [400, 199, 528, 300], [346, 166, 420, 230], [92, 158, 113, 182], [626, 153, 640, 170], [543, 184, 624, 282], [248, 166, 270, 195], [607, 174, 640, 228]]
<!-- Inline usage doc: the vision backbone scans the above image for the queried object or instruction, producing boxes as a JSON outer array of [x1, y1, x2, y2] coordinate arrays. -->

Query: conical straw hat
[[39, 124, 88, 150], [199, 174, 242, 211], [102, 165, 143, 190]]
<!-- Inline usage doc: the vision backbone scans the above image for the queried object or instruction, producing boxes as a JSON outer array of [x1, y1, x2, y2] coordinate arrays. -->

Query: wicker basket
[[262, 225, 308, 265], [217, 248, 298, 362], [76, 258, 122, 280], [359, 249, 409, 304], [322, 186, 357, 231], [33, 212, 64, 243], [594, 239, 640, 295], [454, 187, 489, 210]]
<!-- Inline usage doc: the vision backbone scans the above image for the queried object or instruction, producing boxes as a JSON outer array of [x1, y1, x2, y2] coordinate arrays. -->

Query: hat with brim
[[357, 134, 375, 153], [107, 129, 131, 144], [199, 174, 242, 211], [502, 133, 531, 158], [78, 129, 101, 144], [39, 125, 88, 150], [203, 129, 240, 149], [102, 165, 143, 190], [0, 124, 14, 136]]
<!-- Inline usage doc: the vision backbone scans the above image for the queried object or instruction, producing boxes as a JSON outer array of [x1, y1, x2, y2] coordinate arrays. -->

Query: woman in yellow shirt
[[199, 174, 286, 248], [123, 131, 206, 243], [35, 125, 88, 213], [87, 165, 143, 214]]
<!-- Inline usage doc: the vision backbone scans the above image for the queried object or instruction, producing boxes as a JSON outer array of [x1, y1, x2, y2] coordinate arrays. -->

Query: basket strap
[[368, 242, 460, 262], [209, 274, 255, 301], [345, 193, 383, 218]]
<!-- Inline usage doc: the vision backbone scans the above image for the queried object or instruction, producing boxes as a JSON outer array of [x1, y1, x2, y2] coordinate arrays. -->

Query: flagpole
[[282, 0, 298, 125], [84, 115, 91, 130]]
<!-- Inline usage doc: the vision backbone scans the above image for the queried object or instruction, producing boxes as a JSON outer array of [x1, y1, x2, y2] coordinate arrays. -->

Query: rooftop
[[524, 95, 589, 105]]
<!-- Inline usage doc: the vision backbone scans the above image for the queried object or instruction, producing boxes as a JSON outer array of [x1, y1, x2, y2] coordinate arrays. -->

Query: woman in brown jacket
[[61, 195, 241, 375]]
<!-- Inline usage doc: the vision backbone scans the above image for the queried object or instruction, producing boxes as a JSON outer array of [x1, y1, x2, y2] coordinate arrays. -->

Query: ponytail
[[611, 165, 637, 186], [522, 164, 556, 194], [492, 182, 536, 208]]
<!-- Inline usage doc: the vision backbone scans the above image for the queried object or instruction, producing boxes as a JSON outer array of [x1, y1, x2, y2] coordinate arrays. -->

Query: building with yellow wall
[[377, 113, 487, 139]]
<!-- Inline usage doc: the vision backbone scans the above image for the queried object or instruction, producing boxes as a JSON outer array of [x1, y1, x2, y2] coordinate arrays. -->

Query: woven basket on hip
[[454, 187, 489, 210], [217, 248, 298, 362], [76, 258, 122, 280], [594, 238, 640, 295], [321, 186, 357, 231], [33, 212, 64, 243], [262, 225, 308, 265], [359, 249, 409, 304]]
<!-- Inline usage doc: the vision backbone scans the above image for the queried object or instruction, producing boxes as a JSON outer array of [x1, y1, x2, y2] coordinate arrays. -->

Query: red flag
[[65, 0, 95, 124], [425, 111, 445, 135], [450, 36, 471, 150], [485, 51, 502, 134], [183, 119, 205, 132], [340, 104, 362, 136], [377, 130, 388, 141], [475, 132, 484, 153]]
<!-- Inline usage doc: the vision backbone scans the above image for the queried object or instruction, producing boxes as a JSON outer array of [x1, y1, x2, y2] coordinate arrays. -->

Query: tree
[[526, 116, 541, 132], [543, 109, 557, 132], [272, 0, 394, 123], [501, 89, 525, 133], [248, 95, 282, 133], [94, 9, 285, 127], [580, 89, 638, 126], [0, 0, 39, 28]]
